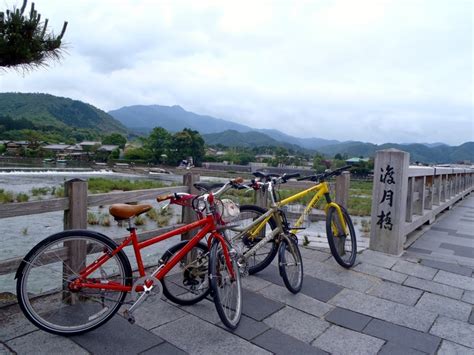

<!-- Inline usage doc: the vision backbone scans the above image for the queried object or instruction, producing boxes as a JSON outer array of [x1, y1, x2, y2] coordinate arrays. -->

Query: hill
[[0, 93, 127, 133], [108, 104, 338, 149], [317, 141, 474, 164], [108, 104, 251, 135], [202, 130, 306, 151]]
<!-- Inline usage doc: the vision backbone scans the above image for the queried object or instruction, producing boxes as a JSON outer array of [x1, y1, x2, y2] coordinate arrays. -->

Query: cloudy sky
[[1, 0, 472, 145]]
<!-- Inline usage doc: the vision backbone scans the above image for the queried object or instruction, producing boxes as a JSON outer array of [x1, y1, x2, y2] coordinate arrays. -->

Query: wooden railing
[[0, 175, 193, 276], [369, 149, 474, 255], [0, 171, 351, 276]]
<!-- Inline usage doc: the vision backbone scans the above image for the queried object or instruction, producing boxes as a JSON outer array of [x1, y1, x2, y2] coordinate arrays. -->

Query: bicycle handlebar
[[297, 165, 352, 182]]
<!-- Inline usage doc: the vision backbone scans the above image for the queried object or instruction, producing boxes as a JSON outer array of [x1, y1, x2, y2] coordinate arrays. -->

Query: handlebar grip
[[297, 175, 314, 181], [156, 194, 173, 202], [231, 177, 244, 184]]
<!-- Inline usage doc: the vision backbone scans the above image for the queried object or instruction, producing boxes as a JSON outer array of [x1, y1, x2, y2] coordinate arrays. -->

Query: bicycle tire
[[209, 240, 242, 329], [16, 230, 132, 336], [278, 237, 303, 294], [326, 205, 357, 268], [161, 241, 210, 305], [231, 205, 278, 275]]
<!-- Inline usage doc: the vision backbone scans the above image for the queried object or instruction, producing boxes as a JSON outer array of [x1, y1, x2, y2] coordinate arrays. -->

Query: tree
[[313, 153, 331, 172], [102, 133, 126, 149], [143, 127, 172, 164], [0, 0, 68, 71], [169, 128, 205, 166]]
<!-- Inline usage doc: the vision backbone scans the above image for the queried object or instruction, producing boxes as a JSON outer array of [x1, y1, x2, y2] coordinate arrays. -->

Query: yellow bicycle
[[232, 165, 356, 270]]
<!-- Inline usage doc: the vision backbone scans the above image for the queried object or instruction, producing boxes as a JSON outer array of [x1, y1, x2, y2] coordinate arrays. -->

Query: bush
[[16, 193, 29, 202]]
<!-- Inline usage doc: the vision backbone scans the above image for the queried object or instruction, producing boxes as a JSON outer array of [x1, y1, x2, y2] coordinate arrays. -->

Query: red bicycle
[[15, 184, 242, 335]]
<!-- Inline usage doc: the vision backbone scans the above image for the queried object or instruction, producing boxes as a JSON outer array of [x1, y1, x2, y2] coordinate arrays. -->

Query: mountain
[[108, 104, 338, 149], [108, 105, 252, 134], [202, 130, 306, 151], [256, 129, 339, 149], [0, 93, 127, 133], [317, 141, 474, 164]]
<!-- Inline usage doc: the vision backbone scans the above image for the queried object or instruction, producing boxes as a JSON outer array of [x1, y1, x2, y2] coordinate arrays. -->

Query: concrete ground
[[1, 195, 473, 355]]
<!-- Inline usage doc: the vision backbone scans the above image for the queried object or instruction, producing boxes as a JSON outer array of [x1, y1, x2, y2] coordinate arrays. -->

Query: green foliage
[[0, 0, 68, 70], [134, 215, 146, 226], [143, 127, 172, 163], [99, 214, 111, 227], [87, 212, 99, 225], [0, 189, 14, 203], [102, 133, 127, 149], [0, 93, 127, 135], [312, 153, 331, 172], [87, 178, 165, 194], [347, 180, 373, 216], [53, 186, 64, 197], [169, 128, 205, 165], [31, 187, 50, 196], [16, 192, 29, 202], [123, 147, 150, 161]]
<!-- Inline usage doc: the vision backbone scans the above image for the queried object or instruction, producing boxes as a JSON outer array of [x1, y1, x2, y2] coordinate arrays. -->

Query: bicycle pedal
[[123, 310, 135, 324]]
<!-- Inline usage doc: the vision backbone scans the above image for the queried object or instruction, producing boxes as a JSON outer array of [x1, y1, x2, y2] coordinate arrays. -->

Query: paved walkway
[[1, 195, 473, 354]]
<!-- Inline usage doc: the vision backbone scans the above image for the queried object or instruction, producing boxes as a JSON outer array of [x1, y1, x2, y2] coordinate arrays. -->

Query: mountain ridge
[[0, 92, 127, 134]]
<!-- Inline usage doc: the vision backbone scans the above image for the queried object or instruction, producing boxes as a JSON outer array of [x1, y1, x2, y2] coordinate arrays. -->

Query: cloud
[[0, 0, 472, 145]]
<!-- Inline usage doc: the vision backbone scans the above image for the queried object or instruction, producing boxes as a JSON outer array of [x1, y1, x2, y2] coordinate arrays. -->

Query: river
[[0, 169, 188, 294]]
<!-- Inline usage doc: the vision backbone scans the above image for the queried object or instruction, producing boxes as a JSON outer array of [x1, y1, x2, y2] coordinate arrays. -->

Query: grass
[[347, 180, 373, 216], [31, 187, 50, 196], [360, 219, 371, 234], [0, 189, 15, 203], [87, 178, 167, 194], [16, 193, 29, 203], [87, 212, 99, 225], [146, 207, 173, 227]]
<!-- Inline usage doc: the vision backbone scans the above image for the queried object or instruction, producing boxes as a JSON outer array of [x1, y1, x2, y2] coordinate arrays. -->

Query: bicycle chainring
[[131, 276, 163, 303]]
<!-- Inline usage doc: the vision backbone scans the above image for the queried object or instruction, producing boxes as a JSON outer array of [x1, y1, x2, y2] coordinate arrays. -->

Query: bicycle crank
[[124, 276, 163, 324]]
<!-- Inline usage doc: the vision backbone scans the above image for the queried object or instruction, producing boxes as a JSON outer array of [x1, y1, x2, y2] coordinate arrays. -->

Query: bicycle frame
[[277, 181, 347, 235], [70, 214, 234, 293], [229, 179, 348, 259]]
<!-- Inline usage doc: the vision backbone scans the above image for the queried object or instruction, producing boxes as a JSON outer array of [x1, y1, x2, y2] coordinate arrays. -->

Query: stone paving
[[1, 195, 473, 354]]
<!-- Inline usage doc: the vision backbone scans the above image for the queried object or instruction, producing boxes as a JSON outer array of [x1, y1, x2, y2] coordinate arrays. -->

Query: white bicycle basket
[[219, 198, 240, 223]]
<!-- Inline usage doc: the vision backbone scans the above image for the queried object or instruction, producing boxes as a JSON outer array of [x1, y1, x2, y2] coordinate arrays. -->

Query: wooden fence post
[[181, 173, 200, 240], [335, 171, 350, 208], [63, 179, 88, 296], [255, 188, 268, 208], [369, 149, 410, 255]]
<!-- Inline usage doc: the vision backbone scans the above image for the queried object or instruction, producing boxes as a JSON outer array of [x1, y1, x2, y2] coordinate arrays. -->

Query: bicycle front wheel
[[16, 230, 132, 336], [326, 205, 357, 268], [230, 205, 278, 275], [209, 240, 242, 329], [278, 237, 303, 294], [161, 241, 210, 305]]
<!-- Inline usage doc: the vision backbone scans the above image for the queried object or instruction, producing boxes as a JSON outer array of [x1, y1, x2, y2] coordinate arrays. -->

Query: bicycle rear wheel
[[209, 240, 242, 329], [161, 241, 210, 305], [326, 205, 357, 268], [230, 205, 278, 275], [16, 230, 132, 335], [278, 236, 303, 294]]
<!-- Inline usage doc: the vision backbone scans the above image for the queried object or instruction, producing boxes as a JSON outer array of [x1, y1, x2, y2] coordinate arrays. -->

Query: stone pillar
[[369, 149, 410, 255]]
